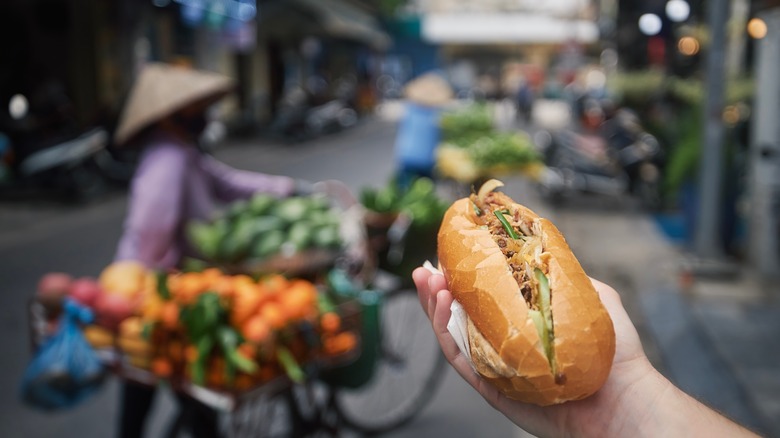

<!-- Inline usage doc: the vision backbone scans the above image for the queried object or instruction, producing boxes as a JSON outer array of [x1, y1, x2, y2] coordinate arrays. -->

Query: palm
[[412, 269, 652, 438]]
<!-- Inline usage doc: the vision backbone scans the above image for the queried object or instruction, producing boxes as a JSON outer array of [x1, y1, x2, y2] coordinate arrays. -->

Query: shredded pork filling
[[472, 192, 560, 379], [473, 194, 542, 308]]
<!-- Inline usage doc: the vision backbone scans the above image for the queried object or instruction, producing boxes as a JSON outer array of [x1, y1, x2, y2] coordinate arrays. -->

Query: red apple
[[37, 272, 72, 296], [68, 277, 102, 308], [94, 293, 135, 331], [37, 272, 73, 312]]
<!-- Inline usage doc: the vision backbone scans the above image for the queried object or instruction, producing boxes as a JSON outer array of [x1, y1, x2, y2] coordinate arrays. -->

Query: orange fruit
[[151, 357, 173, 378], [242, 316, 271, 344], [320, 312, 341, 334], [161, 301, 179, 329], [259, 302, 286, 329]]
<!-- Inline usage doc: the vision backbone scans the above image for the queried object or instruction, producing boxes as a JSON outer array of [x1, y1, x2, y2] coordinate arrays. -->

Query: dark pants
[[119, 381, 220, 438]]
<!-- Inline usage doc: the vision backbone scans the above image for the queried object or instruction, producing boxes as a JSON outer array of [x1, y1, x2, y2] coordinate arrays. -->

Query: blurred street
[[2, 111, 778, 437], [3, 0, 780, 437]]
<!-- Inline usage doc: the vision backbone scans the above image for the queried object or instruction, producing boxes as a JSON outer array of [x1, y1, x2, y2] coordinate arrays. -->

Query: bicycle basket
[[321, 290, 381, 389]]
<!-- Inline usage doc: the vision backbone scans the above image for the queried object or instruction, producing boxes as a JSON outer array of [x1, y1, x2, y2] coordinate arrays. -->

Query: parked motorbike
[[0, 93, 115, 201], [270, 85, 359, 143], [535, 108, 664, 210]]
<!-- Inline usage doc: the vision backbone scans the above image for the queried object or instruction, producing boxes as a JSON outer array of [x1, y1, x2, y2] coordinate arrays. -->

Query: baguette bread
[[437, 181, 615, 405]]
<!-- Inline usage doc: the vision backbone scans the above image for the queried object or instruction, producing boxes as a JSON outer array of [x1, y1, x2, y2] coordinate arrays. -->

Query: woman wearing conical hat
[[112, 63, 310, 438], [393, 72, 453, 189]]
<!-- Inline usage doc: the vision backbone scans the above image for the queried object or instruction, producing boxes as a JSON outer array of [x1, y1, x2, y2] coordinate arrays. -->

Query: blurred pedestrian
[[515, 79, 534, 123], [394, 72, 453, 190], [112, 63, 315, 438], [412, 267, 760, 438]]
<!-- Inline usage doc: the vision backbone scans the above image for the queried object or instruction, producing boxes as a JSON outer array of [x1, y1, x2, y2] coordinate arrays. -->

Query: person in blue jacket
[[394, 72, 453, 189]]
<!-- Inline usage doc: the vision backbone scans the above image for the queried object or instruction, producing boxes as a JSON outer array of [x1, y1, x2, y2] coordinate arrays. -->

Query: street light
[[638, 13, 662, 36], [747, 18, 768, 39], [678, 36, 700, 55], [665, 0, 690, 22]]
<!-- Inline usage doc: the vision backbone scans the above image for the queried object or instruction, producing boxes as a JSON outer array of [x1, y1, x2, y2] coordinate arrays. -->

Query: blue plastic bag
[[20, 299, 107, 410]]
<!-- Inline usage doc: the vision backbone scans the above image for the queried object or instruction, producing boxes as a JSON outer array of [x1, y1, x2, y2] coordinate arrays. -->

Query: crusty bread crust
[[438, 197, 615, 405]]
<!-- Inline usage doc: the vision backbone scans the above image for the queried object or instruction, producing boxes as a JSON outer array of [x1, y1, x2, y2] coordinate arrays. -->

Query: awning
[[260, 0, 391, 50], [422, 13, 599, 45]]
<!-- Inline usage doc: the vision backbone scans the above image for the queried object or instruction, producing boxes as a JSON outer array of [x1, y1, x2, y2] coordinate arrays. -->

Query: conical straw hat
[[403, 73, 453, 107], [114, 63, 234, 145]]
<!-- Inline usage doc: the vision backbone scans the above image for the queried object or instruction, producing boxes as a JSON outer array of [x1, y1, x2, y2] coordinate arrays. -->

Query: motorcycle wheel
[[65, 161, 109, 202]]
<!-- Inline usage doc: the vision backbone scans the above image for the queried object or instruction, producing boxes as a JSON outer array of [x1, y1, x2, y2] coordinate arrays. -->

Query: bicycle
[[170, 186, 448, 437], [25, 182, 448, 437], [210, 260, 447, 437]]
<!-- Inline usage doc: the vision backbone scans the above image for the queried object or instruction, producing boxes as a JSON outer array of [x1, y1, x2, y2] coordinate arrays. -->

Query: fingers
[[412, 267, 432, 316], [413, 267, 449, 321], [589, 277, 627, 318], [431, 289, 483, 388]]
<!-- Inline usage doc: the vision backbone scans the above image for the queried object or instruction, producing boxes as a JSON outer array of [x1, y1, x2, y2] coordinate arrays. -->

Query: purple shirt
[[114, 131, 296, 269]]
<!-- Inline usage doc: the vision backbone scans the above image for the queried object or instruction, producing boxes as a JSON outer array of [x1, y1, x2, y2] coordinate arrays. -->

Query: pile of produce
[[33, 261, 358, 391], [186, 192, 343, 273], [437, 104, 542, 183], [360, 177, 449, 229], [360, 177, 449, 282], [440, 103, 494, 148]]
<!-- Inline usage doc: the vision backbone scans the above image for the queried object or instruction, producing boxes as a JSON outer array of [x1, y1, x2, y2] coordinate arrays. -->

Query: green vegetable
[[251, 216, 286, 235], [441, 104, 494, 146], [494, 210, 520, 240], [277, 346, 305, 383], [276, 197, 309, 223], [187, 221, 225, 260], [535, 269, 552, 332], [469, 133, 539, 168], [307, 193, 331, 212], [218, 326, 258, 378], [312, 225, 341, 248], [226, 200, 249, 219], [249, 193, 276, 216], [251, 230, 286, 259], [219, 217, 257, 262], [192, 336, 215, 385], [287, 221, 313, 251], [528, 310, 547, 352], [533, 269, 556, 373], [472, 201, 483, 217], [156, 271, 171, 301]]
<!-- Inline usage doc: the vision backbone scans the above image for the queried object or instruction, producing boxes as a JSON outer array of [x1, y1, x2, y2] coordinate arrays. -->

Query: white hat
[[114, 63, 234, 145], [403, 73, 454, 107]]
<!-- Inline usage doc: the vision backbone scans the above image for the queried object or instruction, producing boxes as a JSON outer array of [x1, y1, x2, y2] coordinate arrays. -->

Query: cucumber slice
[[528, 309, 547, 346], [535, 269, 552, 332], [532, 269, 556, 373]]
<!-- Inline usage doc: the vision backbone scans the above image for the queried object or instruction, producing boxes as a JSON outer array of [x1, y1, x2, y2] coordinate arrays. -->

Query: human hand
[[412, 267, 657, 438]]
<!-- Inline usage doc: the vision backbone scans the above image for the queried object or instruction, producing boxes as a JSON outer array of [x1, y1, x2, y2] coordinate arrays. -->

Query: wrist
[[607, 359, 673, 438], [607, 361, 758, 438]]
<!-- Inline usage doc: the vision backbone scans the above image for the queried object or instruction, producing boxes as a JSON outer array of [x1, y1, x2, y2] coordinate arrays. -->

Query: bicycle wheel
[[221, 384, 295, 438], [333, 286, 446, 434]]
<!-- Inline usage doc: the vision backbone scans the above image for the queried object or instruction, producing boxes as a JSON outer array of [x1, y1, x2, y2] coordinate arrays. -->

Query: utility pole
[[693, 0, 729, 261], [748, 8, 780, 280]]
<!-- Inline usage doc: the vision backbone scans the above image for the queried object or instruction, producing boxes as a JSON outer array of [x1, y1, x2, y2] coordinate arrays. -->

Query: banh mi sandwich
[[437, 179, 616, 406]]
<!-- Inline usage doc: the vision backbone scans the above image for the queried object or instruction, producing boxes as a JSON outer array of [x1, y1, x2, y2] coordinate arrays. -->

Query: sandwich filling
[[470, 183, 558, 378]]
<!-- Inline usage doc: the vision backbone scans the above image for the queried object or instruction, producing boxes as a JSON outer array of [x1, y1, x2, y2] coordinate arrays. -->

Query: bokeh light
[[9, 94, 28, 120], [747, 18, 768, 39], [665, 0, 690, 22], [639, 14, 663, 36], [677, 36, 700, 55], [723, 105, 741, 126]]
